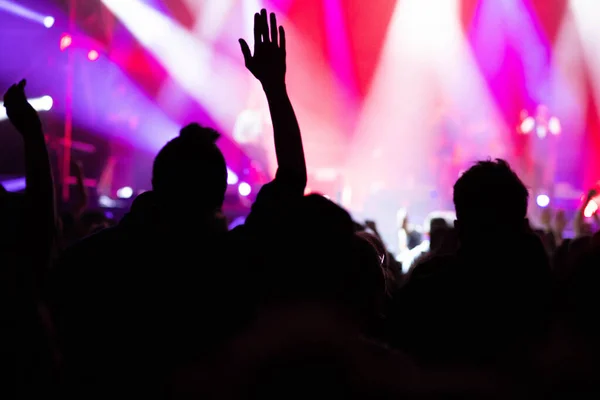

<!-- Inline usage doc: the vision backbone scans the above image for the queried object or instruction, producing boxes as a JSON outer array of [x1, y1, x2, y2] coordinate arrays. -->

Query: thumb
[[239, 39, 252, 67]]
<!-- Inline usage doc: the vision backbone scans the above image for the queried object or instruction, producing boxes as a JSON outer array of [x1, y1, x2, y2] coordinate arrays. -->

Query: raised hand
[[239, 8, 306, 191], [3, 79, 43, 136], [554, 209, 567, 235], [239, 9, 286, 88], [540, 207, 552, 230]]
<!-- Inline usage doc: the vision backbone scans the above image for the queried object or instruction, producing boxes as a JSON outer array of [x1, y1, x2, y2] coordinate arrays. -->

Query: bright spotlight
[[116, 186, 133, 199], [226, 167, 239, 185], [0, 95, 54, 120], [36, 96, 53, 111], [238, 182, 251, 197], [0, 0, 53, 28], [43, 16, 54, 28], [520, 116, 535, 134], [87, 50, 99, 61], [584, 200, 598, 218], [548, 117, 561, 135], [348, 0, 506, 227], [60, 34, 72, 51], [536, 125, 547, 139], [536, 194, 550, 208]]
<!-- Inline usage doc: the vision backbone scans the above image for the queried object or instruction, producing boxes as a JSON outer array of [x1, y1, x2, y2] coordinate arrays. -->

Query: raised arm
[[4, 80, 56, 273], [239, 9, 307, 192]]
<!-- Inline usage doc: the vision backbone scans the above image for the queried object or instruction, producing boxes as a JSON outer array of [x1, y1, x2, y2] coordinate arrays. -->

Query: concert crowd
[[8, 9, 600, 399]]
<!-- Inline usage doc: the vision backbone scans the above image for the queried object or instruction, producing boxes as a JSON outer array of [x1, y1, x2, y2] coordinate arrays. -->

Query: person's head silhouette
[[152, 123, 227, 216], [453, 159, 528, 243]]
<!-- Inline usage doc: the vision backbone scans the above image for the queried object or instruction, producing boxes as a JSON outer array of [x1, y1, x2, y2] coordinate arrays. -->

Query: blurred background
[[0, 0, 599, 252]]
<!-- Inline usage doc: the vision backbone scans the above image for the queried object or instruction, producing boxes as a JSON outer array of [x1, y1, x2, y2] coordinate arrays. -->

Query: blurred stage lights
[[116, 186, 133, 199], [87, 49, 99, 61], [584, 189, 600, 218], [59, 35, 101, 63], [35, 95, 54, 111], [43, 16, 54, 28], [0, 1, 54, 28], [98, 195, 117, 208], [0, 177, 25, 192], [238, 182, 251, 197], [0, 95, 53, 120], [548, 118, 561, 135], [60, 34, 72, 51], [227, 167, 239, 185], [519, 107, 561, 138], [536, 194, 550, 208], [520, 117, 535, 134], [584, 200, 598, 218]]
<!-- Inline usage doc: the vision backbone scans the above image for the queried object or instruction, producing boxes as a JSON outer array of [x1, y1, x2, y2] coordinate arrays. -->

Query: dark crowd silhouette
[[7, 9, 600, 399]]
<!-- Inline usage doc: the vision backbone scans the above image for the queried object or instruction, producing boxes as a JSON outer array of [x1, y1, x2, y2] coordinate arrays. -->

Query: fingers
[[247, 9, 284, 54], [270, 12, 278, 45], [4, 79, 28, 106], [253, 12, 261, 49], [279, 26, 286, 55], [260, 9, 269, 43], [239, 39, 252, 66]]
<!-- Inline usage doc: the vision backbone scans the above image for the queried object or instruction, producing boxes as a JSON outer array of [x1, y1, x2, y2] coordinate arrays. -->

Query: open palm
[[239, 9, 286, 87]]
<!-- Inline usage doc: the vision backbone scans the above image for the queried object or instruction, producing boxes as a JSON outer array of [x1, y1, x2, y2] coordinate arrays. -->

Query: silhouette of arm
[[240, 9, 307, 193], [264, 80, 306, 189], [4, 80, 56, 279]]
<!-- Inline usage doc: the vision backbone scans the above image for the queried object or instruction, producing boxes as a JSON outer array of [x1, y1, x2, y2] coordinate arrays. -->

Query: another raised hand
[[4, 79, 42, 136], [553, 210, 567, 240], [4, 80, 56, 279], [540, 208, 552, 232], [5, 81, 58, 398], [239, 9, 286, 88]]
